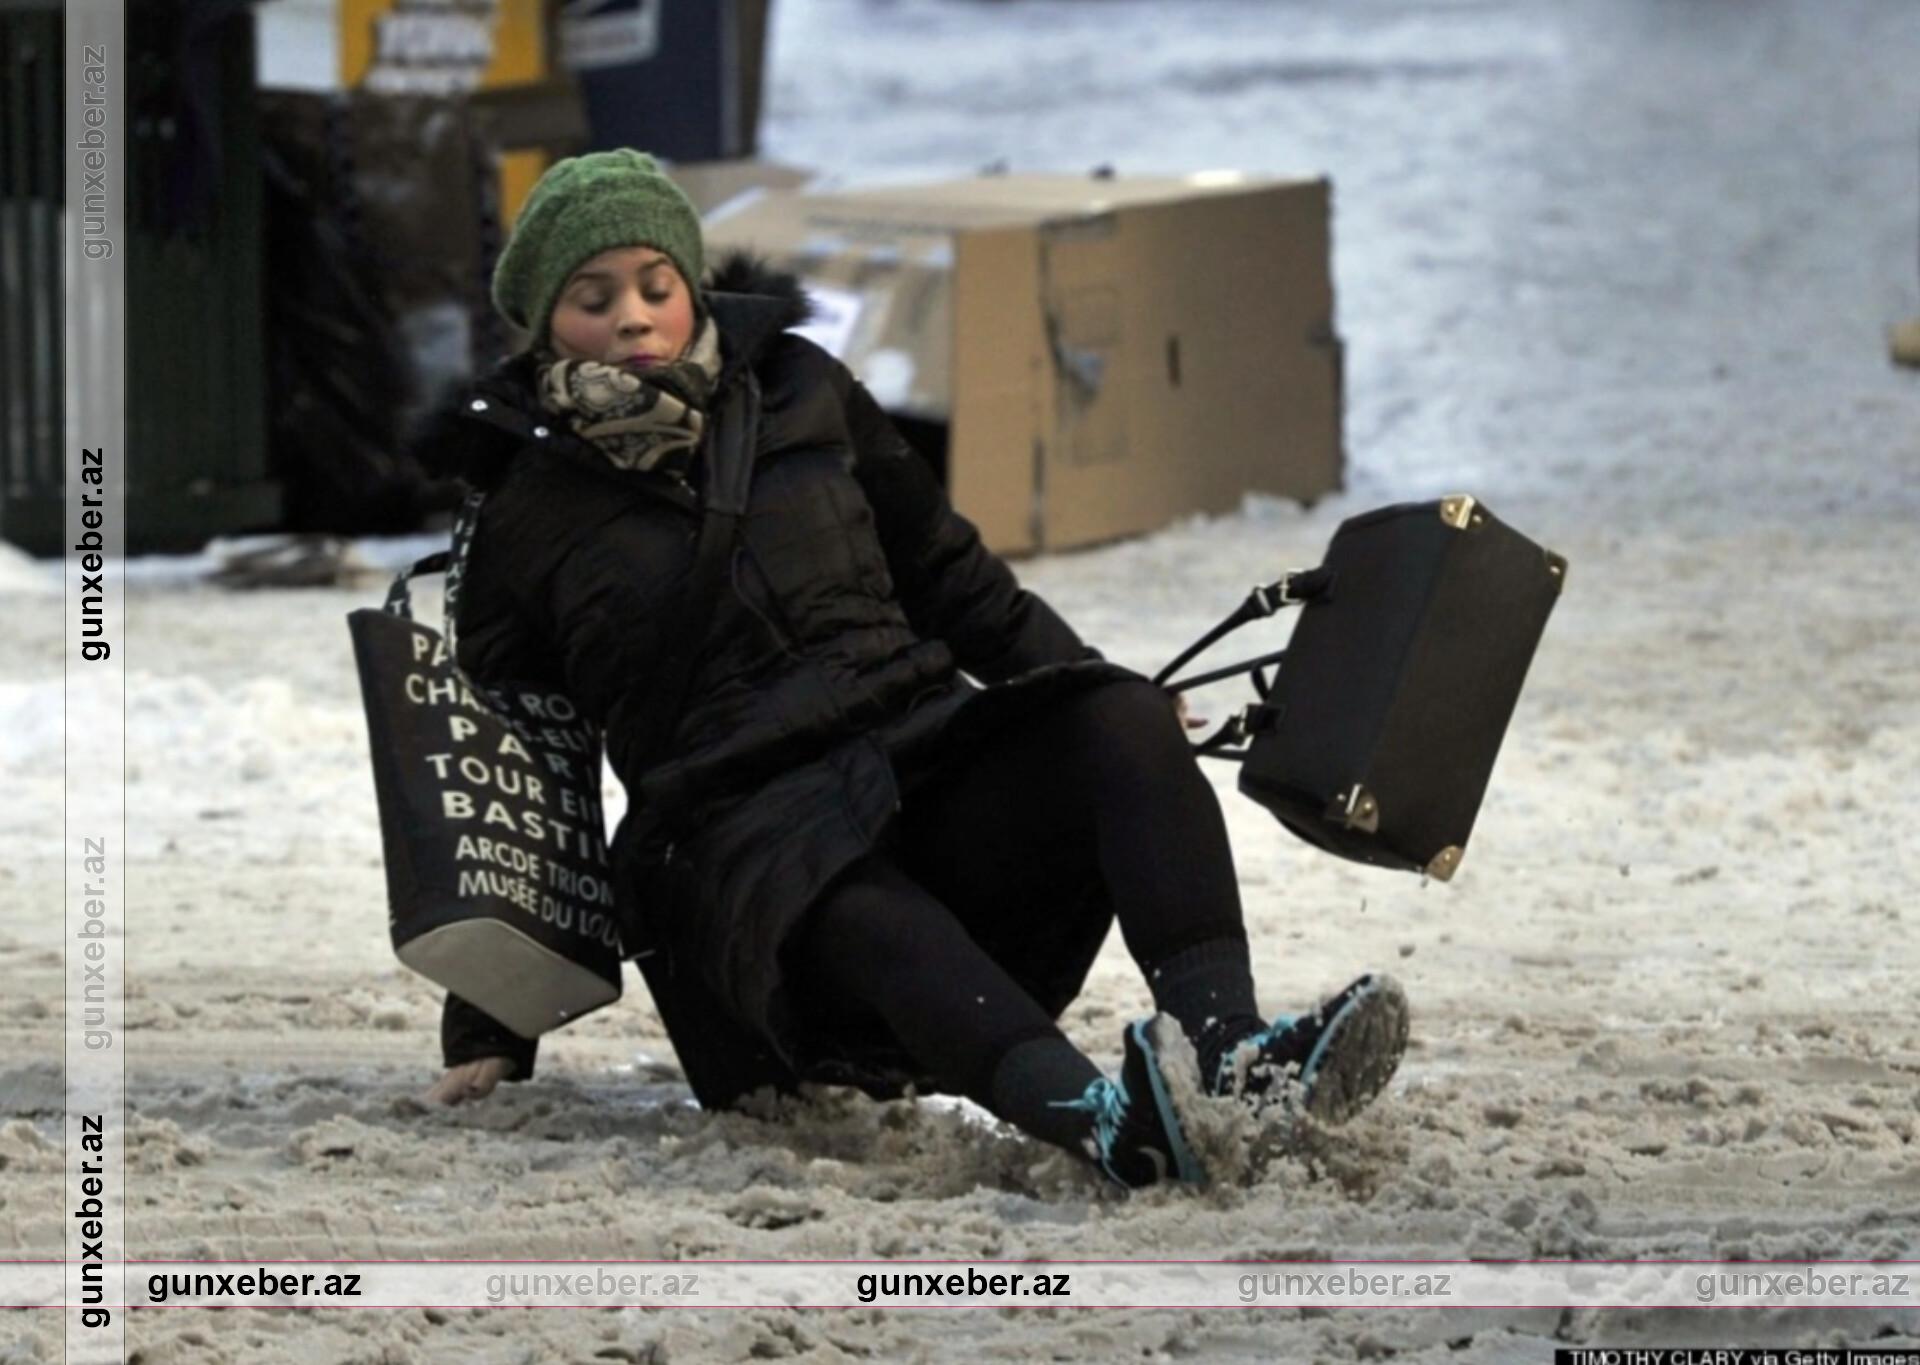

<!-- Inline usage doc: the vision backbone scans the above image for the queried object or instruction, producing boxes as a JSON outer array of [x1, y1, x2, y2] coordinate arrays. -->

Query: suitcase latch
[[1221, 705, 1262, 744], [1251, 582, 1278, 616], [1250, 566, 1332, 617], [1328, 783, 1380, 833], [1439, 494, 1485, 531], [1251, 576, 1296, 617], [1425, 846, 1464, 882]]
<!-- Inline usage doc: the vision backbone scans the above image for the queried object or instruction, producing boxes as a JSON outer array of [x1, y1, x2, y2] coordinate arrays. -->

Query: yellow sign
[[340, 0, 550, 223]]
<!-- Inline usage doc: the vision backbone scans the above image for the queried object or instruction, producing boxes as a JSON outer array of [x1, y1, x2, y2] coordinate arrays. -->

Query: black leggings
[[787, 679, 1247, 1105]]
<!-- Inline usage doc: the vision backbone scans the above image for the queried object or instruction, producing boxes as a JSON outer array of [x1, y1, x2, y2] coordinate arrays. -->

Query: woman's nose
[[615, 294, 653, 334]]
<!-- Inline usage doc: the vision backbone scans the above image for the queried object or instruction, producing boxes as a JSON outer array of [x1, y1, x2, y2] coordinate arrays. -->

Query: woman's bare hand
[[1170, 691, 1207, 731], [426, 1057, 516, 1106]]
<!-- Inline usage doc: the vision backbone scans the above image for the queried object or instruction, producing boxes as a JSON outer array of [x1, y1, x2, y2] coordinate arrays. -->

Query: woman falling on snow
[[411, 150, 1409, 1188]]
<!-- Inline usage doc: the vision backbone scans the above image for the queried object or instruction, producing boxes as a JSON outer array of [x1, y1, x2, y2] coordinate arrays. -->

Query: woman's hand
[[1169, 690, 1207, 731], [426, 1056, 516, 1106]]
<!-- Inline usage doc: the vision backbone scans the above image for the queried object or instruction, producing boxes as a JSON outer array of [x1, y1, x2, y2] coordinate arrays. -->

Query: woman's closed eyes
[[577, 288, 673, 314], [548, 246, 697, 365]]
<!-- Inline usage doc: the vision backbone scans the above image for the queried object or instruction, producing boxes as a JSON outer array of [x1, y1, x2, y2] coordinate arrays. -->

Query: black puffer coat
[[413, 256, 1135, 1104]]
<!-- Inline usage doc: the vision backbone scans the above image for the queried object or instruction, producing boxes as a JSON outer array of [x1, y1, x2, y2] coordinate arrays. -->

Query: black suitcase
[[1162, 495, 1565, 882]]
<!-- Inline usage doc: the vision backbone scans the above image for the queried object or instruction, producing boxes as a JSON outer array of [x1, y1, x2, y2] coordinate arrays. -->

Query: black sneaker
[[1212, 973, 1409, 1124], [1053, 1019, 1208, 1189]]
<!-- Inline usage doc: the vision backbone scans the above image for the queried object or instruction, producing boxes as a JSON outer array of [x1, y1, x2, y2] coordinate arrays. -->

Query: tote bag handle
[[379, 490, 507, 715]]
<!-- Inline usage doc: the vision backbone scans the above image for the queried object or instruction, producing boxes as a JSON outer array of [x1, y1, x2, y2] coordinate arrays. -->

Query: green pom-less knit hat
[[490, 149, 705, 343]]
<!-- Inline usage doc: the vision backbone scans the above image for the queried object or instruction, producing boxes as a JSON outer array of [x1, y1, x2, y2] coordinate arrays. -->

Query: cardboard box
[[701, 172, 1344, 554], [666, 159, 817, 218]]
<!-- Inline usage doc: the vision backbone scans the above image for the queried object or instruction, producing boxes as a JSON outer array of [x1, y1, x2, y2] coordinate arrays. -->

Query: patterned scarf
[[533, 313, 723, 475]]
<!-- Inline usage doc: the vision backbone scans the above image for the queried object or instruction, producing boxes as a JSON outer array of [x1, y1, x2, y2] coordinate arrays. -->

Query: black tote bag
[[347, 491, 624, 1037]]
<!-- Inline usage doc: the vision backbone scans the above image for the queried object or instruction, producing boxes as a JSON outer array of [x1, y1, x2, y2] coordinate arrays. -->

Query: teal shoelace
[[1051, 1077, 1127, 1173]]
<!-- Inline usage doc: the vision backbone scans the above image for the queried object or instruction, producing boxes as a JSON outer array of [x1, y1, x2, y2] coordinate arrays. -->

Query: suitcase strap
[[1152, 564, 1335, 762]]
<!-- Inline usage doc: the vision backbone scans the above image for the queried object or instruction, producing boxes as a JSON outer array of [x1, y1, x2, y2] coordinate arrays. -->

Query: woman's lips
[[621, 355, 660, 370]]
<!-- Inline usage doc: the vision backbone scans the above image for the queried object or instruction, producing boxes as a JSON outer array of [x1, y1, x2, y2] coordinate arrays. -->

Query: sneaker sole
[[1131, 1019, 1208, 1185], [1298, 974, 1410, 1125]]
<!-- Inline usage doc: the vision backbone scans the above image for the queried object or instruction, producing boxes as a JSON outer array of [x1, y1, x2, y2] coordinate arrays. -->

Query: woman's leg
[[787, 854, 1106, 1156], [898, 680, 1272, 1083], [788, 852, 1204, 1185]]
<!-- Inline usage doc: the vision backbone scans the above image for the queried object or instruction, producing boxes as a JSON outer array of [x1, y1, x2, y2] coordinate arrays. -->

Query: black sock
[[1146, 934, 1261, 1039], [983, 1033, 1105, 1157]]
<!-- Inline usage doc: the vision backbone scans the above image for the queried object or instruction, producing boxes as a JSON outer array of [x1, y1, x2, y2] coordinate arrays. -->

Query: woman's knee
[[1056, 679, 1195, 775]]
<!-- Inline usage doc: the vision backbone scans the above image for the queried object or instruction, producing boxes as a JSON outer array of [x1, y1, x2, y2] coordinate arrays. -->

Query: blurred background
[[4, 0, 778, 559], [2, 0, 1915, 565]]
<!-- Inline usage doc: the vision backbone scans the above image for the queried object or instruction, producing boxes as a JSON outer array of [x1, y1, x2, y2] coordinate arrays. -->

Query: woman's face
[[548, 245, 697, 370]]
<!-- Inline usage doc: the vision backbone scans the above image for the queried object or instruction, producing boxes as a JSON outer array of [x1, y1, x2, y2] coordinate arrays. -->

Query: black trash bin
[[0, 0, 282, 556], [124, 0, 282, 552], [0, 2, 71, 556]]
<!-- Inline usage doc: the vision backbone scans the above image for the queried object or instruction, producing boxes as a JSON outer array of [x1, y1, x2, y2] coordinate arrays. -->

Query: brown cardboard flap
[[704, 188, 962, 418], [1137, 182, 1338, 520], [1033, 181, 1338, 549], [950, 227, 1047, 556], [670, 158, 816, 218], [700, 173, 1343, 553], [779, 252, 955, 419], [825, 172, 1287, 216]]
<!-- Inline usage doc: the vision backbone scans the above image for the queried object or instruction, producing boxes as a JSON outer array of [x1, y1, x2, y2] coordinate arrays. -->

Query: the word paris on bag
[[1159, 494, 1567, 882], [346, 491, 623, 1037]]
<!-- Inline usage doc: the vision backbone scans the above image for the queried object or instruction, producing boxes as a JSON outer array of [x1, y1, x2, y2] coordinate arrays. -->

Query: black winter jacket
[[412, 256, 1131, 1105]]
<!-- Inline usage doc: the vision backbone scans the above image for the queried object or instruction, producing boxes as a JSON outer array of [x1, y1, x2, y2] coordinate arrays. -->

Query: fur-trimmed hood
[[407, 251, 814, 490]]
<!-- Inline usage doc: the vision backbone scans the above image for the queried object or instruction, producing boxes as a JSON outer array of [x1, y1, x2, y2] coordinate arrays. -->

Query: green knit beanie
[[490, 149, 705, 343]]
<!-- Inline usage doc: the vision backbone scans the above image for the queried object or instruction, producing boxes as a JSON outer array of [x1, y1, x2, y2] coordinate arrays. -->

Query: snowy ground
[[6, 0, 1920, 1360]]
